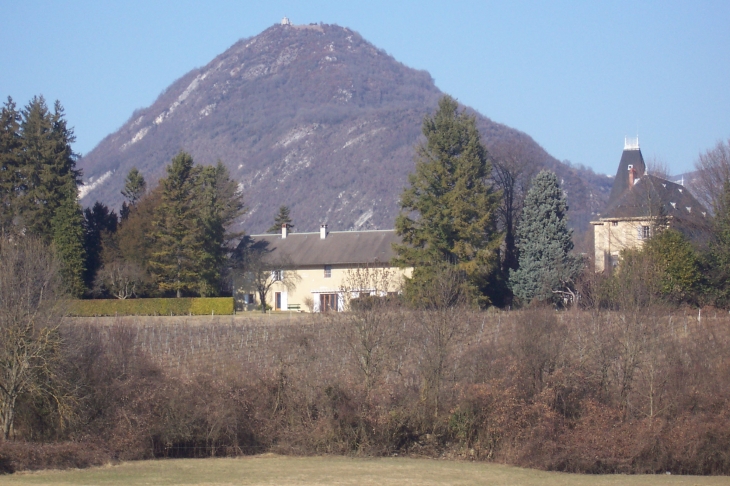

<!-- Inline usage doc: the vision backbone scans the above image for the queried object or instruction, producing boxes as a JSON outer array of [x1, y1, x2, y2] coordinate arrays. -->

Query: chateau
[[591, 138, 708, 272]]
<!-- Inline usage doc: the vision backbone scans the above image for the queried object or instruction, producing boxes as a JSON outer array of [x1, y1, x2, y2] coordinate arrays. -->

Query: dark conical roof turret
[[607, 137, 646, 205]]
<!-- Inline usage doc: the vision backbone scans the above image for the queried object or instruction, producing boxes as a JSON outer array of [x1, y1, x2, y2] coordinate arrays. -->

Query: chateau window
[[610, 253, 619, 268], [324, 265, 332, 278], [638, 225, 650, 240], [272, 270, 284, 281], [612, 221, 618, 226]]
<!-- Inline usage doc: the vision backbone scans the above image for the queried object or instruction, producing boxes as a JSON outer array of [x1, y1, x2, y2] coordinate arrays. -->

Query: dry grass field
[[1, 455, 727, 486]]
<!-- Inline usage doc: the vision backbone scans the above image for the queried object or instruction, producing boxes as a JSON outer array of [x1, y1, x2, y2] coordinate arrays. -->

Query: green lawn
[[1, 455, 726, 486]]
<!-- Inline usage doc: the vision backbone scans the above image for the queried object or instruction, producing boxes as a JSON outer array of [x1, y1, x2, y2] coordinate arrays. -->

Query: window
[[271, 270, 284, 281], [324, 265, 332, 278], [612, 221, 618, 226], [610, 253, 619, 268], [320, 293, 338, 312], [243, 293, 255, 305], [638, 225, 650, 240]]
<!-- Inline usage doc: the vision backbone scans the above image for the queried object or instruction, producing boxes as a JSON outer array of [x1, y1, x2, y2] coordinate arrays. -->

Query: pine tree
[[149, 151, 205, 298], [121, 167, 146, 206], [196, 161, 245, 295], [17, 97, 81, 242], [393, 96, 501, 305], [509, 170, 582, 305], [268, 205, 293, 233], [0, 97, 22, 230]]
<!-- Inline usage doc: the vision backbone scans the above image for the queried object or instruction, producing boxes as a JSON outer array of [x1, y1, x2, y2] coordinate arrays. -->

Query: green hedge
[[67, 297, 234, 317]]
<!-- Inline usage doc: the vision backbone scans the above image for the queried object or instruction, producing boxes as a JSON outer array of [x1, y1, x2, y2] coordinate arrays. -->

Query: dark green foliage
[[196, 161, 246, 295], [0, 96, 86, 294], [703, 180, 730, 306], [645, 229, 702, 305], [121, 167, 146, 206], [394, 96, 502, 306], [83, 202, 118, 289], [67, 297, 234, 316], [510, 170, 582, 305], [147, 152, 244, 297], [51, 187, 86, 297], [268, 205, 293, 233], [17, 97, 82, 241], [0, 97, 22, 229], [149, 152, 205, 298]]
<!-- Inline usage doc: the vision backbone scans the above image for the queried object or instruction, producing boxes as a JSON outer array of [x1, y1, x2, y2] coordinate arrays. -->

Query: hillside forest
[[2, 93, 730, 475]]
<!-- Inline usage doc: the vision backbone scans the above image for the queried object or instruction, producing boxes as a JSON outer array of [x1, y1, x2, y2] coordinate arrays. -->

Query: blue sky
[[2, 0, 729, 176]]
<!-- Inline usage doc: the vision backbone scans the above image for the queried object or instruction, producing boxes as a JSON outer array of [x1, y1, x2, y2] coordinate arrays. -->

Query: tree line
[[393, 95, 730, 310], [1, 96, 244, 299]]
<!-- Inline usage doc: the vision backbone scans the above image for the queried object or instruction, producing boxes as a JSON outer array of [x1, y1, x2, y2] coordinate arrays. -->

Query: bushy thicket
[[2, 307, 729, 475]]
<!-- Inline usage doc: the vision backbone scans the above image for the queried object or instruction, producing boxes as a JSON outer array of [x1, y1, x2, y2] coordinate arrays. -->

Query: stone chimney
[[320, 224, 328, 239], [281, 223, 289, 239], [628, 164, 636, 188]]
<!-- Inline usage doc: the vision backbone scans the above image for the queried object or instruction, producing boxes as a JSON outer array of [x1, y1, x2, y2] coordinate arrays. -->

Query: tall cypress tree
[[509, 170, 582, 305], [51, 185, 87, 297], [393, 96, 501, 305]]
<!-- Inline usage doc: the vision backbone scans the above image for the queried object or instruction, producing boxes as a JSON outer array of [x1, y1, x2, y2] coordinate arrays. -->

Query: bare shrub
[[0, 236, 67, 441]]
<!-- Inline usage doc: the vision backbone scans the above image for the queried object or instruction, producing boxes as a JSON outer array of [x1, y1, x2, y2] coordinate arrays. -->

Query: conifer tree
[[268, 205, 293, 233], [149, 151, 204, 298], [51, 185, 87, 297], [197, 161, 245, 295], [18, 97, 81, 241], [121, 167, 146, 206], [509, 170, 582, 305], [0, 97, 22, 229], [83, 201, 118, 289], [393, 96, 501, 305]]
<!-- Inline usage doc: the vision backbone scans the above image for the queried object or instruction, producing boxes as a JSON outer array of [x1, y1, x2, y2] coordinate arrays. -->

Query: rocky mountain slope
[[78, 22, 611, 234]]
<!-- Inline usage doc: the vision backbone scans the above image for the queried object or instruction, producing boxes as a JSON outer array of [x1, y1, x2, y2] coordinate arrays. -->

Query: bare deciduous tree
[[335, 265, 402, 399], [235, 242, 300, 313], [0, 236, 66, 440], [491, 144, 537, 275], [692, 138, 730, 214], [414, 263, 471, 421], [94, 260, 147, 299]]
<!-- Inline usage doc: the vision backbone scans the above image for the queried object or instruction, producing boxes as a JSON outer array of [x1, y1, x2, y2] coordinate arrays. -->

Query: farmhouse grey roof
[[239, 229, 401, 266]]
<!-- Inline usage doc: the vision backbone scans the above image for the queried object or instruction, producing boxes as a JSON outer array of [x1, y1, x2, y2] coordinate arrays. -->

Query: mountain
[[78, 22, 611, 235]]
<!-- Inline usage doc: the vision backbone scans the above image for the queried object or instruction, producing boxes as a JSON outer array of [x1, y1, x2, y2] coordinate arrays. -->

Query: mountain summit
[[78, 22, 609, 233]]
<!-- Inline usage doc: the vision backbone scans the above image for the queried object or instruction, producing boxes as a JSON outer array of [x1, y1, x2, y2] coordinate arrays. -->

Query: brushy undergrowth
[[3, 308, 730, 475]]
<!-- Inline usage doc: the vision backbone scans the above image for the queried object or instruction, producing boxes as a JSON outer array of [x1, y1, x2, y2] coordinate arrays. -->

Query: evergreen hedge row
[[67, 297, 235, 316]]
